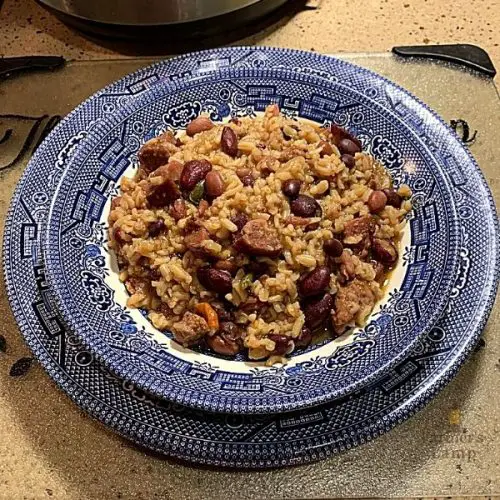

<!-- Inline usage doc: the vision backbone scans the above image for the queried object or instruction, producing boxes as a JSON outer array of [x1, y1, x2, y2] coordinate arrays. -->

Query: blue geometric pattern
[[3, 48, 499, 466], [43, 65, 461, 414]]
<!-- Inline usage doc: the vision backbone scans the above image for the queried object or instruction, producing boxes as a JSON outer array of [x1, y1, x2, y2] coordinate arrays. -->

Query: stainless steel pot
[[36, 0, 291, 39], [38, 0, 273, 25]]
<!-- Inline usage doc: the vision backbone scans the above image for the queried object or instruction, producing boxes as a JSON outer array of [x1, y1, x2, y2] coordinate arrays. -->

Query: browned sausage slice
[[235, 219, 282, 257], [343, 215, 375, 243], [333, 279, 376, 331], [138, 131, 179, 177], [185, 227, 210, 253], [145, 178, 181, 208], [172, 311, 209, 346]]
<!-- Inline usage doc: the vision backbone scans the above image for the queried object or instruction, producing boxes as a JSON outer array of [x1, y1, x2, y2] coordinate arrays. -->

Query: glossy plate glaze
[[3, 48, 498, 465], [43, 65, 461, 414]]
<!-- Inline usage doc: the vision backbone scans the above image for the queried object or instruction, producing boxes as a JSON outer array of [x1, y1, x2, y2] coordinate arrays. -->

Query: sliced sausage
[[343, 215, 375, 245], [149, 160, 184, 182], [333, 279, 376, 331], [172, 311, 209, 346], [138, 131, 178, 177], [234, 219, 283, 257], [146, 178, 181, 208], [185, 227, 212, 257]]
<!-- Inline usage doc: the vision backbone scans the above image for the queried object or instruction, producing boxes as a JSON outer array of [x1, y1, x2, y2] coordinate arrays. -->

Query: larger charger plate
[[4, 47, 498, 464], [43, 65, 462, 414]]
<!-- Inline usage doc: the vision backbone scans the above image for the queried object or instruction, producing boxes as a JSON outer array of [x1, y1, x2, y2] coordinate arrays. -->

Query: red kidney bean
[[367, 190, 388, 213], [324, 238, 344, 258], [341, 153, 356, 169], [338, 138, 361, 155], [180, 159, 212, 191], [197, 267, 233, 294], [207, 334, 239, 356], [148, 219, 165, 237], [372, 239, 398, 264], [295, 326, 313, 348], [290, 195, 321, 218], [330, 124, 349, 145], [282, 179, 302, 198], [304, 293, 334, 330], [207, 321, 243, 356], [383, 189, 402, 208], [236, 168, 250, 179], [330, 124, 362, 150], [268, 334, 293, 356], [186, 117, 214, 137], [221, 126, 238, 157], [146, 179, 181, 207], [371, 259, 385, 281], [241, 175, 254, 187], [298, 266, 331, 297], [305, 222, 320, 232], [214, 259, 238, 275], [205, 170, 225, 198]]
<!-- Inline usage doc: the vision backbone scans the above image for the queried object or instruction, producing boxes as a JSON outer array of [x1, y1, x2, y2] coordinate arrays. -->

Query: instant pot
[[36, 0, 292, 40]]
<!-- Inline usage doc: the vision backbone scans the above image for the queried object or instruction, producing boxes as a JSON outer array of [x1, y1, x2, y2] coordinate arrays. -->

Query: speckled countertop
[[1, 0, 499, 71], [0, 1, 499, 499]]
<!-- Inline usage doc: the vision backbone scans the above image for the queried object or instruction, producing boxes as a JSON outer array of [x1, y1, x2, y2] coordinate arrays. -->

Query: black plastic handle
[[392, 44, 496, 77], [0, 56, 65, 79]]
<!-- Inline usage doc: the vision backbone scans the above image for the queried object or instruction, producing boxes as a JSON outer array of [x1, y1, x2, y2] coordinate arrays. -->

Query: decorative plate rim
[[2, 46, 499, 467]]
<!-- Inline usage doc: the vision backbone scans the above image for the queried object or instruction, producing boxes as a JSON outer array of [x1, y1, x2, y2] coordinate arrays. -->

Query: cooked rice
[[108, 105, 412, 363]]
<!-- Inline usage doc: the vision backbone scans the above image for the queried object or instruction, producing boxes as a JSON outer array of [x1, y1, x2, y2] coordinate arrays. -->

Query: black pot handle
[[392, 44, 496, 77], [0, 56, 65, 80]]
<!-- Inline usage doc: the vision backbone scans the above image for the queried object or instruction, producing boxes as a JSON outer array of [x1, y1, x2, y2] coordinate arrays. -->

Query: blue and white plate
[[4, 47, 498, 465], [43, 65, 461, 414]]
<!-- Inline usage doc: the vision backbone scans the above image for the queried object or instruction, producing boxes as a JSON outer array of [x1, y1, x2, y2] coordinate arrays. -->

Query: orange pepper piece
[[195, 303, 219, 332]]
